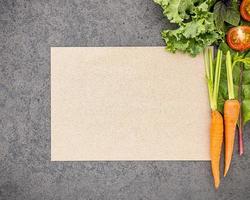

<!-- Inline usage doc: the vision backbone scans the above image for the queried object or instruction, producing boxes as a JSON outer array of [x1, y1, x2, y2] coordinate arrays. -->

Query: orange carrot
[[204, 48, 223, 189], [223, 51, 241, 177], [210, 110, 224, 189], [224, 100, 240, 176]]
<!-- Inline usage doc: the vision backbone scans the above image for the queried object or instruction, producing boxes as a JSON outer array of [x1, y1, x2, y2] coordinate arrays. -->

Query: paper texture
[[51, 47, 210, 161]]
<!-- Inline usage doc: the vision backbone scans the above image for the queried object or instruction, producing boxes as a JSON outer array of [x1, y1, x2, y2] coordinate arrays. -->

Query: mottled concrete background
[[0, 0, 250, 199]]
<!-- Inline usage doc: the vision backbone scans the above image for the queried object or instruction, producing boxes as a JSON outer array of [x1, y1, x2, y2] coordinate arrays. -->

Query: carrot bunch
[[204, 49, 241, 189]]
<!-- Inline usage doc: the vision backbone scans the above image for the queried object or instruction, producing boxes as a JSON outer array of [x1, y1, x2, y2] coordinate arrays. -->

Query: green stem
[[226, 51, 234, 100], [238, 63, 244, 155], [233, 58, 250, 68], [204, 48, 222, 111], [204, 48, 214, 110], [204, 48, 210, 80], [212, 49, 222, 110], [209, 49, 213, 84]]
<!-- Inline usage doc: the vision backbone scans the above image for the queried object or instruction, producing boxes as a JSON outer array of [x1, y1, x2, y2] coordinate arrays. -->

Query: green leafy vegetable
[[225, 7, 240, 26], [154, 0, 222, 56], [153, 0, 194, 24], [242, 52, 250, 125], [213, 0, 240, 35], [224, 0, 240, 26], [213, 1, 227, 32], [161, 18, 221, 56]]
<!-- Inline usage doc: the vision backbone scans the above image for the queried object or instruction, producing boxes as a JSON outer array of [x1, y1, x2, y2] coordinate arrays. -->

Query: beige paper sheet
[[51, 47, 210, 161]]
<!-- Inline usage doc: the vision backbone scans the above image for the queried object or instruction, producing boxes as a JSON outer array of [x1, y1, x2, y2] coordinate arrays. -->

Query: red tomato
[[240, 0, 250, 22], [226, 26, 250, 51]]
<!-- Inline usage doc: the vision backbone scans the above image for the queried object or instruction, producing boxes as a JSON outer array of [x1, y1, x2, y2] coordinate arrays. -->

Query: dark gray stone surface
[[0, 0, 250, 199]]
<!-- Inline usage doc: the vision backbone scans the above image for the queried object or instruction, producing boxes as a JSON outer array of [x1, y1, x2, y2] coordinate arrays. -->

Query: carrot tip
[[224, 163, 230, 177], [224, 163, 231, 177], [215, 183, 220, 189], [224, 170, 228, 177]]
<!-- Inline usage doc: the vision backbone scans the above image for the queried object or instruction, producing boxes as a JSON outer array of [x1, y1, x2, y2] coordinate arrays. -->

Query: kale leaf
[[154, 0, 222, 56]]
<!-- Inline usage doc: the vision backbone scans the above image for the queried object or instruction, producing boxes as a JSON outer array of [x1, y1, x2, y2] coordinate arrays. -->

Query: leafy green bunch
[[213, 0, 242, 33], [154, 0, 247, 56], [154, 0, 222, 56]]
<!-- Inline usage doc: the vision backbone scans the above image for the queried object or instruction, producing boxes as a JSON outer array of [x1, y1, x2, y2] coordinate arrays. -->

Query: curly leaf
[[161, 13, 220, 56], [153, 0, 194, 23], [154, 0, 221, 56]]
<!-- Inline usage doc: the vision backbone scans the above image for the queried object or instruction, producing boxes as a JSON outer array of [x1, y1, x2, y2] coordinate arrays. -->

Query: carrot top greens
[[226, 51, 235, 100], [205, 49, 222, 111]]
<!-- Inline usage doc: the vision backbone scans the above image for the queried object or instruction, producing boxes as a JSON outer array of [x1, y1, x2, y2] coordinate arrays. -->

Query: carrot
[[204, 48, 223, 189], [224, 51, 240, 177], [210, 110, 223, 189], [224, 100, 240, 176]]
